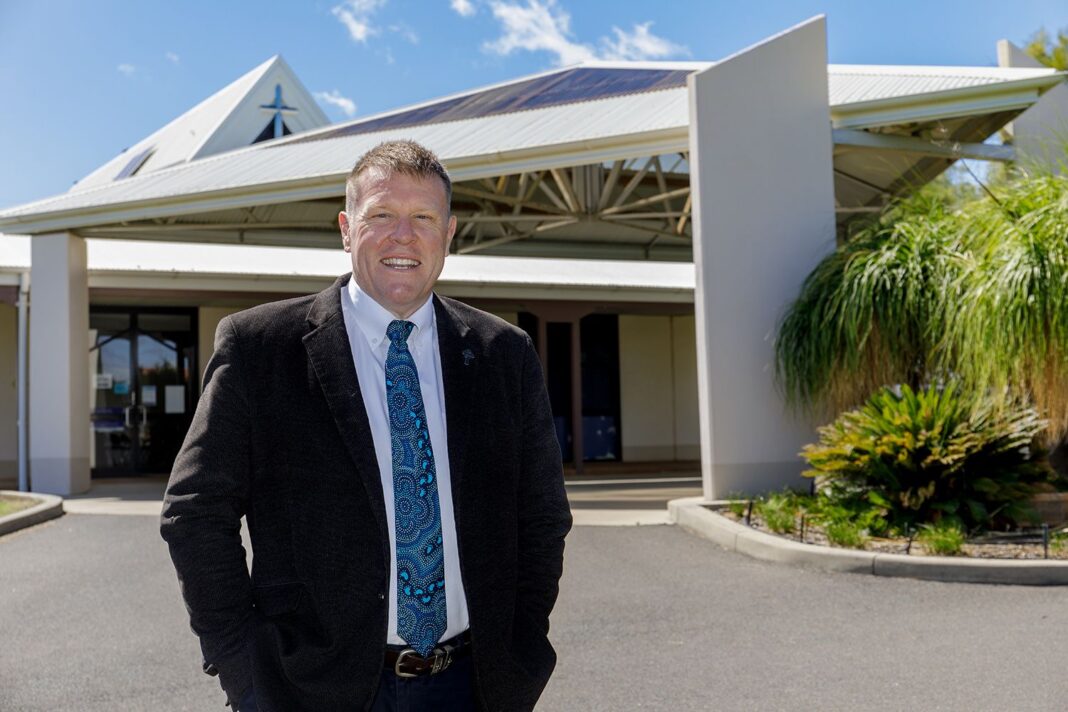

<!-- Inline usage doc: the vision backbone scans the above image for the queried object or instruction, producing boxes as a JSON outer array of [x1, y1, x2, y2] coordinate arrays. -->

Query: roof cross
[[259, 84, 298, 139]]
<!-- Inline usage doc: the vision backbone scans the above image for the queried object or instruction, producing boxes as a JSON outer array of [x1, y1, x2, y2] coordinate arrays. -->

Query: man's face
[[339, 169, 456, 319]]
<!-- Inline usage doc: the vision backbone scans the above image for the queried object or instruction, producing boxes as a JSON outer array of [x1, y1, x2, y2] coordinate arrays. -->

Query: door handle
[[124, 405, 133, 428], [138, 405, 148, 428]]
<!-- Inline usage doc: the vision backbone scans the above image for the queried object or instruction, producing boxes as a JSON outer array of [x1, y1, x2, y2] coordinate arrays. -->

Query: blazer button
[[378, 592, 385, 600]]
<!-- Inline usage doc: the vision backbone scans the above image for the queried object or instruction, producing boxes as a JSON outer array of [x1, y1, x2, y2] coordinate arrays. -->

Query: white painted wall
[[0, 304, 17, 488], [998, 40, 1068, 174], [618, 314, 700, 461], [688, 17, 836, 498], [619, 315, 676, 461]]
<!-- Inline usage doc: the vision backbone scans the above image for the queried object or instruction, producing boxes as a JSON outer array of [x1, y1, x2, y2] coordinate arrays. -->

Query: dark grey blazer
[[160, 274, 572, 711]]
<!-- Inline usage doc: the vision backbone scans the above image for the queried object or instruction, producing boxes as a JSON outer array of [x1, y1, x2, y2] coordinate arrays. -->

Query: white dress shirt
[[340, 277, 470, 645]]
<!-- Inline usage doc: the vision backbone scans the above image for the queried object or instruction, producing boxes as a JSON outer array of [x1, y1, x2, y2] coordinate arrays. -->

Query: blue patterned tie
[[386, 320, 447, 656]]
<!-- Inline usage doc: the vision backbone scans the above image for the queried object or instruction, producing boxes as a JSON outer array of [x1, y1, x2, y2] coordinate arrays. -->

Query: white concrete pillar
[[688, 17, 837, 499], [29, 232, 90, 495], [997, 40, 1068, 174]]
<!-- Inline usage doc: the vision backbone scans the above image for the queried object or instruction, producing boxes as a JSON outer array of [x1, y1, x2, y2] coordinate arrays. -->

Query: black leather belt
[[384, 632, 471, 678]]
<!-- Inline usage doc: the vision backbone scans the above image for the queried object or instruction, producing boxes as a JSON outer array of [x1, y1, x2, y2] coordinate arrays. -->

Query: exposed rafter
[[449, 155, 693, 255], [833, 128, 1017, 162]]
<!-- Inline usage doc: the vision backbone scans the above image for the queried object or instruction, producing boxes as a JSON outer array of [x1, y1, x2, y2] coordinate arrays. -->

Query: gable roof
[[74, 55, 329, 191]]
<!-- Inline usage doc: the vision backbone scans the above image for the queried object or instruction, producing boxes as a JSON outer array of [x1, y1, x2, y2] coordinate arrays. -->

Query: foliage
[[1051, 530, 1068, 554], [807, 494, 888, 536], [917, 521, 966, 556], [1024, 27, 1068, 70], [755, 491, 799, 534], [725, 495, 748, 518], [946, 175, 1068, 444], [775, 194, 966, 418], [823, 519, 868, 549], [800, 383, 1051, 532], [777, 170, 1068, 444]]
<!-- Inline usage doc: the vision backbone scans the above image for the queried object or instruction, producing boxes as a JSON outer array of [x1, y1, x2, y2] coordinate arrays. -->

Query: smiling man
[[161, 140, 572, 711]]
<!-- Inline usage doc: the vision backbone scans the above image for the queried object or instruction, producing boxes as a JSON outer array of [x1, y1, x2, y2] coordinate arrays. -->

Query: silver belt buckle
[[394, 648, 420, 678]]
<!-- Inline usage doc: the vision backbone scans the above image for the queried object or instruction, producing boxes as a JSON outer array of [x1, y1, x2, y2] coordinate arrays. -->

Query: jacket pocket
[[252, 582, 305, 617]]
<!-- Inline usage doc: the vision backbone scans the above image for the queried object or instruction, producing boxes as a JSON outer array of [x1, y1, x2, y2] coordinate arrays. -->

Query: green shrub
[[1051, 530, 1068, 554], [917, 521, 965, 556], [755, 492, 798, 535], [801, 383, 1051, 532], [725, 494, 749, 518], [824, 519, 868, 549]]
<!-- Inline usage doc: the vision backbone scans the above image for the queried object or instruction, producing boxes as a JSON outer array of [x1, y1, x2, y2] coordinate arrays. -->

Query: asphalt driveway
[[2, 506, 1068, 710]]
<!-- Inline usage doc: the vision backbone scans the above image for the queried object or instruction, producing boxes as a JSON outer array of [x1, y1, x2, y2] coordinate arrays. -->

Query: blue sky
[[0, 0, 1064, 209]]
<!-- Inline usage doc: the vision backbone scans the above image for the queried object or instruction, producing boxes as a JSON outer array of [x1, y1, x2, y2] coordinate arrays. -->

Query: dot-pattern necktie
[[385, 319, 446, 656]]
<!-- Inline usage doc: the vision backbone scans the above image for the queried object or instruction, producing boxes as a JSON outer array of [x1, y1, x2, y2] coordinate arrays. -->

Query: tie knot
[[386, 320, 415, 346]]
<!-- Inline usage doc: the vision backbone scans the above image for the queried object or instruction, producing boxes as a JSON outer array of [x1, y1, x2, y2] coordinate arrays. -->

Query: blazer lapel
[[303, 274, 389, 556], [434, 295, 477, 497]]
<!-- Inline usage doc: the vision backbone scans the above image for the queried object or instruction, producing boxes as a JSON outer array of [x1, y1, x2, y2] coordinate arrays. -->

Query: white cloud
[[483, 0, 687, 66], [165, 51, 180, 64], [117, 63, 136, 77], [389, 23, 419, 44], [484, 0, 594, 66], [315, 89, 358, 117], [451, 0, 476, 17], [601, 22, 688, 61], [332, 0, 386, 43]]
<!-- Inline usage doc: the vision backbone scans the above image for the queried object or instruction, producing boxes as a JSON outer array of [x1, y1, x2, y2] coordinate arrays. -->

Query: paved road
[[3, 511, 1068, 710]]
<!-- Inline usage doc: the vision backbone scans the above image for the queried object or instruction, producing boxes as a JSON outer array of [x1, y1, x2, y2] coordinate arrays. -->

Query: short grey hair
[[345, 140, 452, 214]]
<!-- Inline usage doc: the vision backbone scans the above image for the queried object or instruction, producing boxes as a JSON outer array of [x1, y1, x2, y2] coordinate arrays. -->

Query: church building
[[0, 18, 1065, 501]]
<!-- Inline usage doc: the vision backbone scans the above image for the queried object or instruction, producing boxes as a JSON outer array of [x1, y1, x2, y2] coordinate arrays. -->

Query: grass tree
[[777, 166, 1068, 444], [948, 174, 1068, 443], [774, 193, 967, 419]]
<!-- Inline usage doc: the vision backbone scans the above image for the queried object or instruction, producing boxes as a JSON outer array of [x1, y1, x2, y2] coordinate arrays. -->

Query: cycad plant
[[801, 383, 1051, 532]]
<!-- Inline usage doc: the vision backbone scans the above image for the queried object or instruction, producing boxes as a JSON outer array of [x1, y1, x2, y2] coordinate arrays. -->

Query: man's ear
[[445, 214, 457, 252], [338, 210, 351, 252]]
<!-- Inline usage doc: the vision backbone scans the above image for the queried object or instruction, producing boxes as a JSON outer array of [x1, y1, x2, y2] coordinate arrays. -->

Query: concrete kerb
[[668, 496, 1068, 585], [0, 491, 64, 537]]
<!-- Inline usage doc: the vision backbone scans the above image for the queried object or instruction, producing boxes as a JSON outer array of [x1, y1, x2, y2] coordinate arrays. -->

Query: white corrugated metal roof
[[0, 235, 695, 293], [0, 88, 690, 220], [0, 61, 1060, 231], [828, 64, 1058, 106]]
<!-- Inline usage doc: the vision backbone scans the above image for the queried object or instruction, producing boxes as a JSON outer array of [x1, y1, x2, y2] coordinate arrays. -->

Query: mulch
[[720, 509, 1068, 560]]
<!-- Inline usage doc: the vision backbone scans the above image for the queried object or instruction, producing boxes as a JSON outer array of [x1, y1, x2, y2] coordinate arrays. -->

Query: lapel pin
[[462, 349, 475, 366]]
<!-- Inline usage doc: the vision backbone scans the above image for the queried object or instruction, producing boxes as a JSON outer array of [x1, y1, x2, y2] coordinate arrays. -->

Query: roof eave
[[831, 72, 1064, 129], [0, 126, 691, 235]]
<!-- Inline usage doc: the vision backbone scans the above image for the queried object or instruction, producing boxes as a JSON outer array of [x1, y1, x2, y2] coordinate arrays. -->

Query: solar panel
[[285, 67, 692, 145], [114, 146, 156, 180]]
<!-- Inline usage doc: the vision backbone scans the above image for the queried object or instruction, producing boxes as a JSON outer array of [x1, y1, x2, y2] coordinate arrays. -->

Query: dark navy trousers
[[237, 653, 477, 711]]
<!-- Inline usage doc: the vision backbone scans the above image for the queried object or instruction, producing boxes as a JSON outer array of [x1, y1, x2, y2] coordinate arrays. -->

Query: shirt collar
[[347, 276, 435, 348]]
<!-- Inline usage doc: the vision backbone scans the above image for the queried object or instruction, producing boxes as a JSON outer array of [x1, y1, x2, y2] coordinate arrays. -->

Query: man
[[161, 140, 572, 711]]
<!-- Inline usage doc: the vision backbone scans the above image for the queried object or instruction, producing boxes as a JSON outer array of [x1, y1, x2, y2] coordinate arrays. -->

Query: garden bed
[[719, 504, 1068, 561]]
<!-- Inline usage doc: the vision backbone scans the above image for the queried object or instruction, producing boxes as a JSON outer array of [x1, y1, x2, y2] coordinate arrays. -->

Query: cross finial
[[259, 84, 298, 139]]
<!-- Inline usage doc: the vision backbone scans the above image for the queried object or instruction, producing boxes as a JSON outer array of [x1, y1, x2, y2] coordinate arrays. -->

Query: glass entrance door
[[89, 309, 197, 477]]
